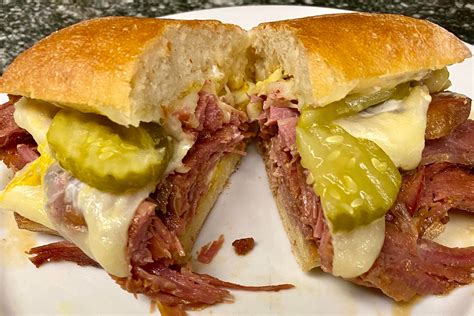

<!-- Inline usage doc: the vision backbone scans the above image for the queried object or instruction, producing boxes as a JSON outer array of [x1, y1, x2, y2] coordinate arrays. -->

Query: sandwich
[[1, 12, 472, 312], [0, 16, 291, 311], [248, 13, 473, 301]]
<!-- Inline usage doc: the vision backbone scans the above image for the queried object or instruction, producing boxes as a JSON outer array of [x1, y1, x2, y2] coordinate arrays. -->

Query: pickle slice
[[300, 83, 411, 128], [47, 110, 172, 193], [423, 67, 450, 93], [296, 123, 401, 232]]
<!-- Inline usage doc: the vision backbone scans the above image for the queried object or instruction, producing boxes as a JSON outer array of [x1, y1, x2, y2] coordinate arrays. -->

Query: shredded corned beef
[[117, 263, 232, 307], [192, 272, 294, 292], [195, 91, 226, 133], [127, 200, 185, 267], [154, 92, 250, 236], [400, 163, 474, 238], [28, 241, 100, 268], [258, 90, 474, 301], [0, 97, 38, 170], [425, 92, 471, 140], [259, 102, 325, 241], [232, 238, 255, 256], [351, 199, 474, 301], [422, 120, 474, 166], [197, 234, 225, 264], [0, 97, 25, 147]]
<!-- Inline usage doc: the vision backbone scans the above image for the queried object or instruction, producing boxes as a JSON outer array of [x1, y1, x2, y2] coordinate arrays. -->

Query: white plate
[[1, 5, 473, 316]]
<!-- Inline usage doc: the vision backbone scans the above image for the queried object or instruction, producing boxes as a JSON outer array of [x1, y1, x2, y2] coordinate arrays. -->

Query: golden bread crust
[[0, 17, 241, 125], [253, 13, 471, 105]]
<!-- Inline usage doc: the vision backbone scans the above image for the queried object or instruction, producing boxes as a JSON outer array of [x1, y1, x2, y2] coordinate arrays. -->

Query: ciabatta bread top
[[0, 17, 248, 126], [250, 13, 471, 107]]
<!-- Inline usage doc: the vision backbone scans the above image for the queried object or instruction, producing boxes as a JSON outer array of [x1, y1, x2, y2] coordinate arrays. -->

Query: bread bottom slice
[[258, 141, 320, 271], [14, 212, 58, 235], [178, 149, 243, 261]]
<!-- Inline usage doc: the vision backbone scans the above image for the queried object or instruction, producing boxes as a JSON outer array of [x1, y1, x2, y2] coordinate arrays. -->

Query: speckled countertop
[[1, 1, 473, 73]]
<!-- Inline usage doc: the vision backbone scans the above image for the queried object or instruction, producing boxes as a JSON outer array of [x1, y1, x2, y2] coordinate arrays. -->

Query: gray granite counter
[[1, 1, 473, 73]]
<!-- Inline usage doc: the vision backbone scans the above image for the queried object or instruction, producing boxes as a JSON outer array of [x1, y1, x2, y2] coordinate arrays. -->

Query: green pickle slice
[[47, 110, 172, 193], [422, 67, 450, 93], [297, 87, 404, 232], [299, 83, 410, 127]]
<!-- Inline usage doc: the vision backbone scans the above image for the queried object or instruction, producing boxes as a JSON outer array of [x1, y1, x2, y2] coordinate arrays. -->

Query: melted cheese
[[0, 149, 55, 230], [349, 71, 429, 96], [332, 217, 385, 278], [336, 86, 431, 170], [14, 98, 59, 144], [54, 177, 154, 277], [1, 98, 57, 228], [1, 185, 53, 229], [163, 113, 196, 174]]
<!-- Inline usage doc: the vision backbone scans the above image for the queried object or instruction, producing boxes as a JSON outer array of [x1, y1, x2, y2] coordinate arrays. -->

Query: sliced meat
[[127, 201, 185, 267], [0, 97, 38, 170], [264, 137, 324, 241], [277, 117, 298, 151], [425, 92, 471, 140], [118, 264, 232, 306], [17, 143, 39, 162], [397, 165, 426, 215], [119, 203, 292, 307], [158, 109, 248, 236], [232, 237, 255, 256], [0, 98, 26, 147], [127, 201, 157, 266], [415, 164, 474, 237], [193, 272, 294, 292], [195, 91, 225, 133], [265, 106, 298, 126], [259, 107, 324, 243], [422, 120, 474, 166], [353, 202, 474, 302], [197, 234, 225, 264], [115, 263, 294, 308], [27, 241, 100, 268], [0, 143, 38, 171]]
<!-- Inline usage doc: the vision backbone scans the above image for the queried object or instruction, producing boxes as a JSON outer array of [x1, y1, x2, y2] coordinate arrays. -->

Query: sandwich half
[[0, 16, 291, 310], [248, 13, 474, 301]]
